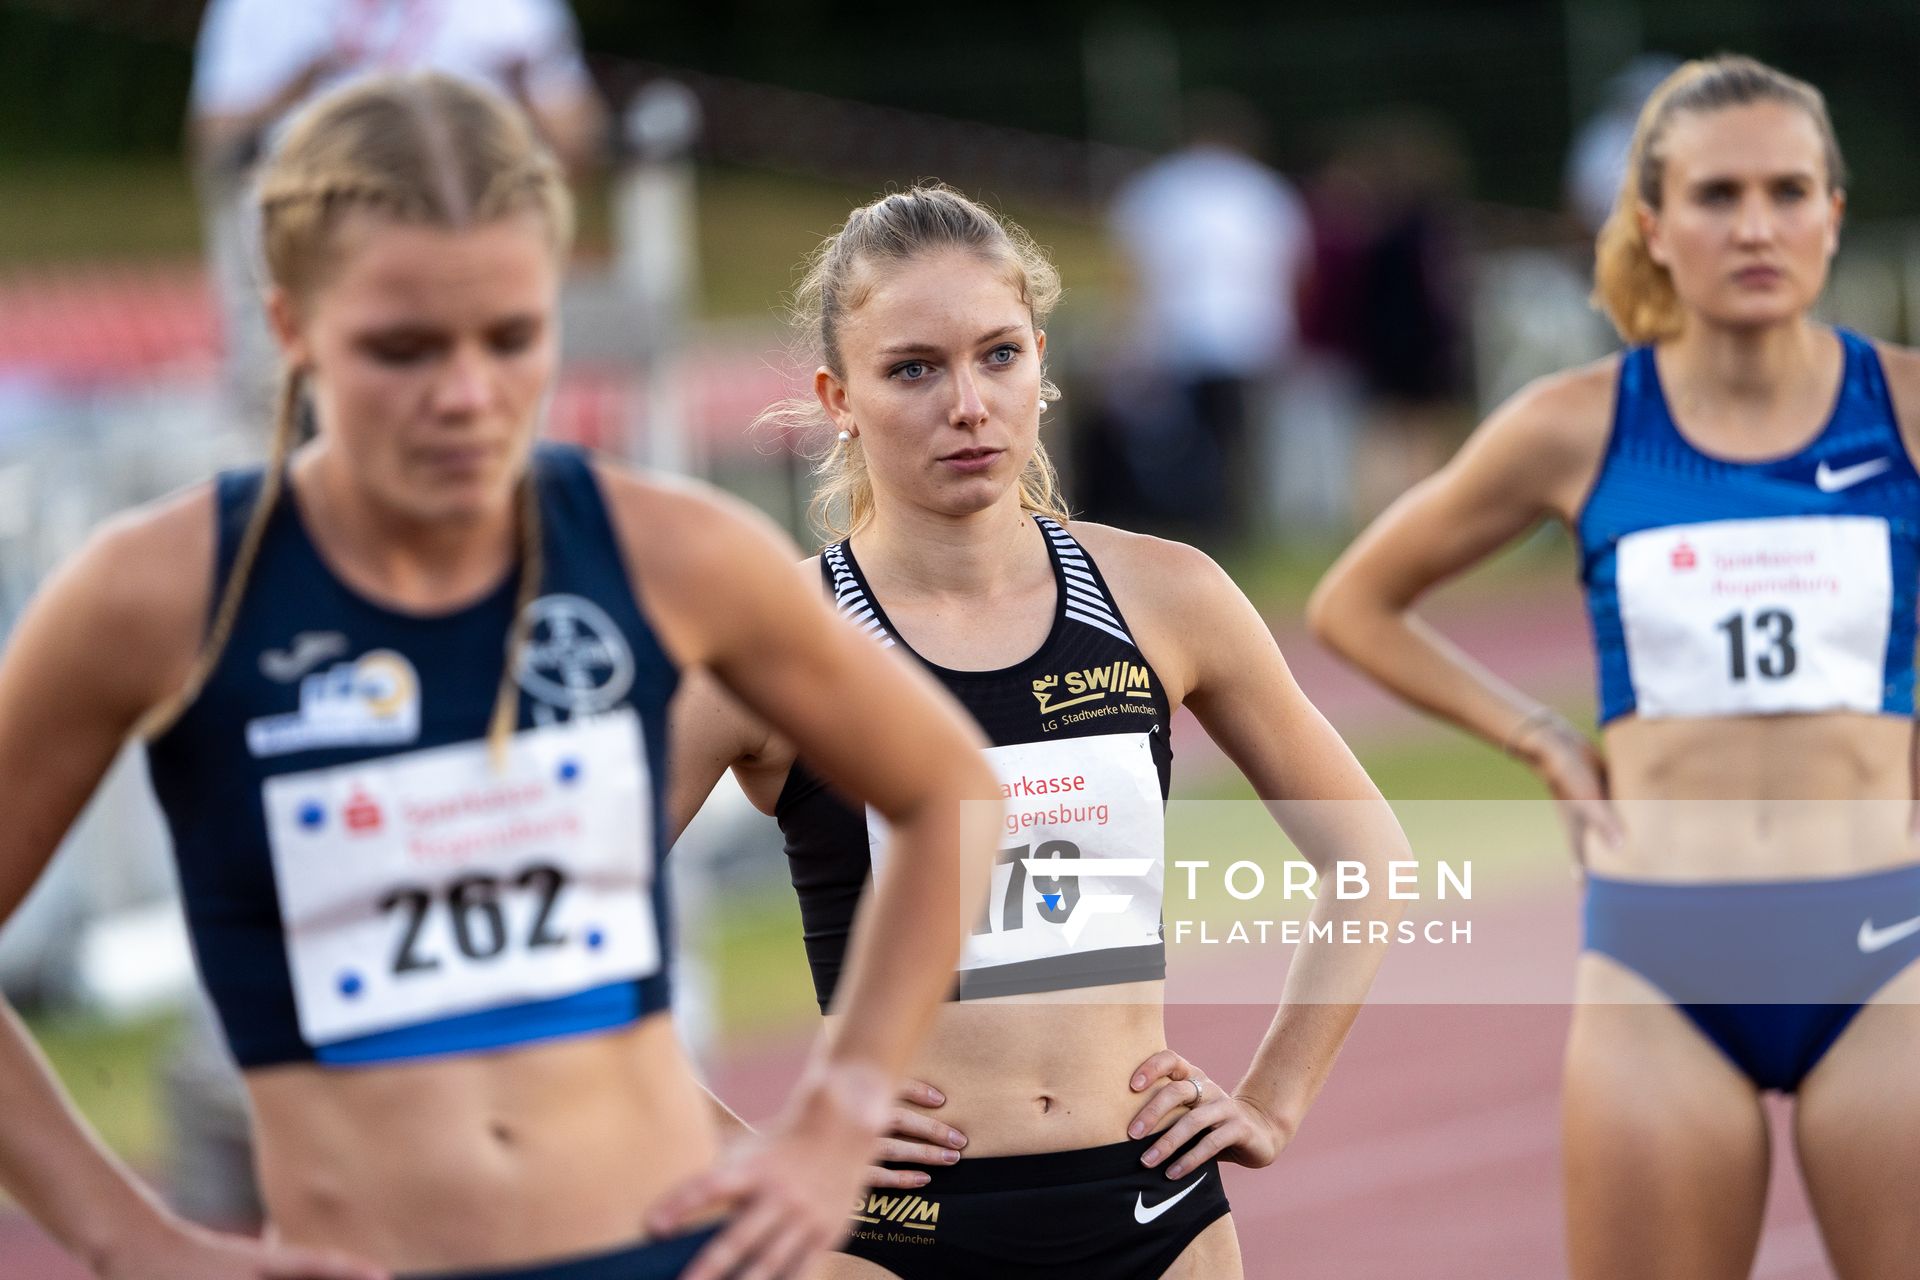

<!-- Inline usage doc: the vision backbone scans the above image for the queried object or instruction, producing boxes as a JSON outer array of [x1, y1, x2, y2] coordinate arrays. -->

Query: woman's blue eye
[[893, 360, 928, 380], [989, 345, 1019, 365]]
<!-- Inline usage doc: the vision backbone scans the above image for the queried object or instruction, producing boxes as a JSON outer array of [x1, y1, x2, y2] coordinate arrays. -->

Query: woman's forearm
[[818, 769, 994, 1082], [1236, 808, 1408, 1131], [0, 999, 176, 1275], [1312, 595, 1548, 752], [1230, 999, 1362, 1138]]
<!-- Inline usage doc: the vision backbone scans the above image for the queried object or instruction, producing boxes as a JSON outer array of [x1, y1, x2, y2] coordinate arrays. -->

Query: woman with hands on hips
[[668, 183, 1409, 1279]]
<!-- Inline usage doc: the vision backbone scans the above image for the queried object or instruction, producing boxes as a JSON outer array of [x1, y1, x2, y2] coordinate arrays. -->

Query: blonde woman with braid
[[667, 184, 1409, 1279], [1312, 56, 1920, 1279], [0, 76, 996, 1280]]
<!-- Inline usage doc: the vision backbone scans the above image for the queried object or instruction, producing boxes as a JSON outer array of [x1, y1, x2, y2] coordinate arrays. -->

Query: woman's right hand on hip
[[869, 1077, 966, 1188]]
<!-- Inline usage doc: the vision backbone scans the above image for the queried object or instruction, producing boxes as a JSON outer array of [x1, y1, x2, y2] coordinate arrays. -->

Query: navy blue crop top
[[146, 445, 678, 1068]]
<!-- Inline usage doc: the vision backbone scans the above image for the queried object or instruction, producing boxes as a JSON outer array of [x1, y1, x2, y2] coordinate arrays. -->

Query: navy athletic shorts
[[401, 1228, 722, 1280]]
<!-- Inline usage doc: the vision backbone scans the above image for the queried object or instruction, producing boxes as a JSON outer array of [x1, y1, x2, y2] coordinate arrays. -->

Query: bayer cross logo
[[515, 595, 635, 716]]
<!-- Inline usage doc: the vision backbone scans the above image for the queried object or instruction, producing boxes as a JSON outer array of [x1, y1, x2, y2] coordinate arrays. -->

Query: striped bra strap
[[822, 540, 896, 649], [822, 517, 1136, 649], [1034, 516, 1136, 646]]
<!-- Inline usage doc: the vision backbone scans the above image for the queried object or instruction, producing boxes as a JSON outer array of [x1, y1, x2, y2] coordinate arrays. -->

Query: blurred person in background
[[0, 74, 994, 1280], [1566, 55, 1687, 238], [1269, 135, 1372, 536], [1342, 114, 1472, 523], [174, 0, 607, 1233], [1553, 54, 1689, 372], [189, 0, 606, 423], [1284, 114, 1472, 532], [1103, 90, 1310, 541]]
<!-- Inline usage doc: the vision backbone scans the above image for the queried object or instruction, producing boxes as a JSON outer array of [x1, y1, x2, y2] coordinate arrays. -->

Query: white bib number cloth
[[1616, 515, 1892, 718], [262, 710, 658, 1047], [871, 733, 1164, 974]]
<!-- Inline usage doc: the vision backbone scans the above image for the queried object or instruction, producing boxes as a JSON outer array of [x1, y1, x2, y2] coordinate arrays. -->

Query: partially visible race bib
[[262, 710, 658, 1047], [870, 733, 1164, 974], [1616, 516, 1893, 718]]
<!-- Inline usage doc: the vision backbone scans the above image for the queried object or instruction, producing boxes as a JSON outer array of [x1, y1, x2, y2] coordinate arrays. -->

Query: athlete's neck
[[1658, 319, 1840, 448], [290, 446, 518, 610], [852, 493, 1047, 603]]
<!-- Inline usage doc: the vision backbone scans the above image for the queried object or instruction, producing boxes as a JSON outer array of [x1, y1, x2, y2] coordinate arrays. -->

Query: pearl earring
[[1038, 399, 1049, 413], [837, 429, 851, 442]]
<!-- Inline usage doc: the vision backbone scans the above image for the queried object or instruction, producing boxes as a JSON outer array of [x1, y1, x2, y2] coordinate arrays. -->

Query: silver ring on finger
[[1189, 1077, 1205, 1106]]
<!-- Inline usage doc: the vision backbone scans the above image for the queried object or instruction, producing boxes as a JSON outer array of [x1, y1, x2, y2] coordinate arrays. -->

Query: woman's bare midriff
[[871, 981, 1169, 1158], [1593, 712, 1917, 880], [245, 1013, 718, 1273]]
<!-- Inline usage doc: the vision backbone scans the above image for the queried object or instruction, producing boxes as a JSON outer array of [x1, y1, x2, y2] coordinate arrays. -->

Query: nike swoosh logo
[[1814, 457, 1892, 492], [1134, 1171, 1208, 1225], [1858, 913, 1920, 954]]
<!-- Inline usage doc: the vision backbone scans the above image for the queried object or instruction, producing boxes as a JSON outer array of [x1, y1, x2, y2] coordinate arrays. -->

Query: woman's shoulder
[[586, 458, 831, 669], [1865, 335, 1920, 380], [1479, 355, 1620, 453], [1058, 520, 1276, 704], [1062, 519, 1213, 573], [13, 481, 217, 724], [1867, 340, 1920, 451], [1441, 355, 1621, 520], [1059, 520, 1237, 620], [81, 481, 218, 619], [588, 459, 795, 575]]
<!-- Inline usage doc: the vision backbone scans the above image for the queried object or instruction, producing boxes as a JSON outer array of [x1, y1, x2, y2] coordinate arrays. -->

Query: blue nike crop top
[[1577, 329, 1920, 724]]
